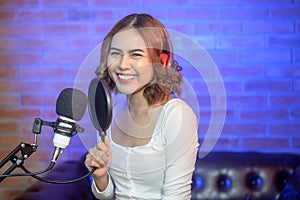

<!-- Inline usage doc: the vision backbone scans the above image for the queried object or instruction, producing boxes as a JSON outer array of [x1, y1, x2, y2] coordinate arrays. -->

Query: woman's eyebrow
[[109, 47, 122, 52], [128, 49, 146, 53], [109, 47, 146, 54]]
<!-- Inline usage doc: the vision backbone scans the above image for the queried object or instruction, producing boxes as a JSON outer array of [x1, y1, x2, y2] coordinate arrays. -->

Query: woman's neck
[[126, 91, 149, 116]]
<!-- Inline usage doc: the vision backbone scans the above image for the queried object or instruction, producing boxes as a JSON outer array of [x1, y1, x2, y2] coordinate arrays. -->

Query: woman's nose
[[119, 54, 131, 70]]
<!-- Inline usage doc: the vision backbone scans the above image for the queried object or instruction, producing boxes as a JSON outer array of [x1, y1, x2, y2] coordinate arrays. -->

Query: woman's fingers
[[85, 138, 112, 168], [84, 136, 112, 178], [88, 147, 108, 166], [85, 154, 102, 169]]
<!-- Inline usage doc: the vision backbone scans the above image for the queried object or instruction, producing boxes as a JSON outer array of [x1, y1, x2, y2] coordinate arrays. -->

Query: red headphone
[[160, 53, 169, 70], [159, 25, 172, 70]]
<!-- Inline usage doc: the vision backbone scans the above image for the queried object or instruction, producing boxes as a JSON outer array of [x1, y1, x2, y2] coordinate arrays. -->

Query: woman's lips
[[117, 73, 137, 80]]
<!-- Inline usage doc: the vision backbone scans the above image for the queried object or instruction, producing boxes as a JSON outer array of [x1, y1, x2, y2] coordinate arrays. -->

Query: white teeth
[[118, 74, 135, 80]]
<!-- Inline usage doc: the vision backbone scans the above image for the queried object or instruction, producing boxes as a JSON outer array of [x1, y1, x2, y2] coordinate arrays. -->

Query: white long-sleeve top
[[92, 98, 199, 200]]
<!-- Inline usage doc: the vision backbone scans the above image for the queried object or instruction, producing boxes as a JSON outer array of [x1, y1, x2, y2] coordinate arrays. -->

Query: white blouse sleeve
[[162, 100, 199, 200], [91, 172, 115, 200]]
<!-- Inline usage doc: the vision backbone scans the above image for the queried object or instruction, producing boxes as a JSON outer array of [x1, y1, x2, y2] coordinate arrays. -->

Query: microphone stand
[[0, 118, 56, 183], [0, 142, 37, 183]]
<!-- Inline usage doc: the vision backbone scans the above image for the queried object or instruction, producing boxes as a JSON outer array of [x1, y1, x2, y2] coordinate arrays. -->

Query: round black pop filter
[[88, 77, 112, 133]]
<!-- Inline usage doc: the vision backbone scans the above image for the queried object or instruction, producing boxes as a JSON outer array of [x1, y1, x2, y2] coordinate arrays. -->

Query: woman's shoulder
[[158, 98, 197, 129], [163, 98, 194, 115], [159, 98, 198, 146]]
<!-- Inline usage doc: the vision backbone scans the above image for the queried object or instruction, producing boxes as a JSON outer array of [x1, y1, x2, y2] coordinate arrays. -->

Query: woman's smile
[[117, 73, 138, 81]]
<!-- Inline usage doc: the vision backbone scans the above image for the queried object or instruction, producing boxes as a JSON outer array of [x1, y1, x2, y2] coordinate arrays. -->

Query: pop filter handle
[[87, 77, 113, 177]]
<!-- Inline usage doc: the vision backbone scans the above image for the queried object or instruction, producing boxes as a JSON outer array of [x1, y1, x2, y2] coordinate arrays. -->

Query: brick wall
[[0, 0, 299, 199]]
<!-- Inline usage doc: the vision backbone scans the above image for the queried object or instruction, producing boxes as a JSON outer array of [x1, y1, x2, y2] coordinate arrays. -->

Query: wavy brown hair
[[95, 13, 182, 105]]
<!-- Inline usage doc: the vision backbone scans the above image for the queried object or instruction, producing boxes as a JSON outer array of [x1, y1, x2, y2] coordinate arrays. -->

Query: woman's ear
[[159, 53, 169, 69]]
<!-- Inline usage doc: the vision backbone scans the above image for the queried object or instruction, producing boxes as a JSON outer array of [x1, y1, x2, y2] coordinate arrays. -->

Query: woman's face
[[107, 29, 154, 95]]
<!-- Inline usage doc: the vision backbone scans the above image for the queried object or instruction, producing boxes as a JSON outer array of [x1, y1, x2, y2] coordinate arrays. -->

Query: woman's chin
[[116, 87, 138, 95], [116, 85, 146, 96]]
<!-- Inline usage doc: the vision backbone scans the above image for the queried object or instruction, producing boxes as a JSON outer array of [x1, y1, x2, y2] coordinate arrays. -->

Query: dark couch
[[192, 152, 300, 200], [15, 152, 300, 200]]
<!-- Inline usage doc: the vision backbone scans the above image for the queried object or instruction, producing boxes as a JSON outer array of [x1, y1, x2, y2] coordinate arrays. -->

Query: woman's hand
[[85, 135, 112, 179]]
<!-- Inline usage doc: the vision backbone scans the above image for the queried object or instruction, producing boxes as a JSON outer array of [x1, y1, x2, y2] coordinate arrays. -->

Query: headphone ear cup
[[160, 53, 169, 69]]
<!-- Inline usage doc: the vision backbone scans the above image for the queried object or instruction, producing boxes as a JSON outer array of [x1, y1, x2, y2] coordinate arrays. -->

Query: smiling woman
[[97, 14, 183, 106], [107, 29, 154, 95], [84, 13, 199, 200]]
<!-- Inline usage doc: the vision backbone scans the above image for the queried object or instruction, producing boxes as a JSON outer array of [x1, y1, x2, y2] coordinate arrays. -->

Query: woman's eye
[[131, 53, 142, 58], [110, 51, 121, 57]]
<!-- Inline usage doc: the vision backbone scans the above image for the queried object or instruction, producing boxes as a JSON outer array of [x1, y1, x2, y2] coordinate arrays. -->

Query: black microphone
[[0, 88, 88, 183], [51, 88, 87, 164], [88, 77, 112, 141]]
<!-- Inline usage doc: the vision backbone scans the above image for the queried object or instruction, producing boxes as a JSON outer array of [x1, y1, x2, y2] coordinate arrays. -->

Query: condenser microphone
[[88, 77, 112, 141], [51, 88, 87, 163], [0, 88, 89, 183]]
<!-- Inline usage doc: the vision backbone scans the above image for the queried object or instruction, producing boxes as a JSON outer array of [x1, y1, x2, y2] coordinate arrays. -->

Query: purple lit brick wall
[[0, 0, 299, 199]]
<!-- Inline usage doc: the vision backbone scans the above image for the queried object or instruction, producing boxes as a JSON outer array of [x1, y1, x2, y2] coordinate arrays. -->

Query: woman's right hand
[[85, 135, 112, 179]]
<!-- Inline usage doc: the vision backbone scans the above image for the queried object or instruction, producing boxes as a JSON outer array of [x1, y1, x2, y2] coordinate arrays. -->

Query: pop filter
[[88, 77, 112, 139]]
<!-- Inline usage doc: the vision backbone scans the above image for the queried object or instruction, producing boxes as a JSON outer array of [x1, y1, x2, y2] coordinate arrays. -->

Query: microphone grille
[[56, 88, 87, 121]]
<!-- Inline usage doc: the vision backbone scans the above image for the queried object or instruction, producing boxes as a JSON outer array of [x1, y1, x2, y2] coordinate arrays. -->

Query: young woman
[[85, 13, 199, 199]]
